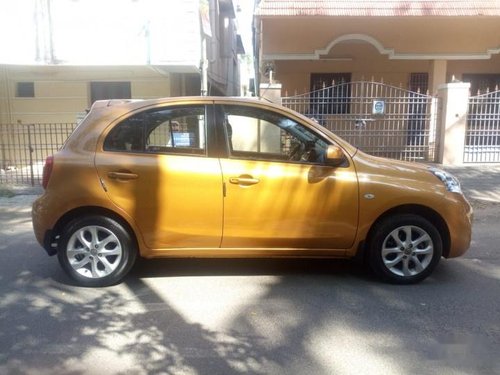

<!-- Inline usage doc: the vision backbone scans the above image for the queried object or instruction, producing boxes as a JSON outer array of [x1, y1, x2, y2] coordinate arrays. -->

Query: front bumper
[[446, 193, 473, 258]]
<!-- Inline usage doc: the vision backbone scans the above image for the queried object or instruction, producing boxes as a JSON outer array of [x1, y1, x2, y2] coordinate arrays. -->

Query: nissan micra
[[32, 97, 472, 287]]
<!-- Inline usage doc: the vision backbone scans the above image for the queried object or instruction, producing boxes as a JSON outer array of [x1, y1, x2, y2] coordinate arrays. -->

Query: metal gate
[[0, 123, 77, 185], [464, 89, 500, 163], [282, 81, 439, 162]]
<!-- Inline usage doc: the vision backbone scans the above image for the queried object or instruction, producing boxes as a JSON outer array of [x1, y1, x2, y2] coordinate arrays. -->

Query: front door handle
[[108, 171, 138, 180], [229, 175, 260, 186]]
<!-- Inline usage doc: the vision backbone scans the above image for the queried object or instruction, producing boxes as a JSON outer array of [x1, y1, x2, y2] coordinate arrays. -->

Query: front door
[[217, 104, 359, 250], [95, 104, 223, 249]]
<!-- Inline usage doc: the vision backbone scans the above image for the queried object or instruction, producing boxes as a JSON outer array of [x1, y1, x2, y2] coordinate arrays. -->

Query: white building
[[0, 0, 245, 123]]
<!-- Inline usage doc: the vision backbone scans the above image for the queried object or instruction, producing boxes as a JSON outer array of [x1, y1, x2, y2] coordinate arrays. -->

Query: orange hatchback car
[[32, 97, 472, 286]]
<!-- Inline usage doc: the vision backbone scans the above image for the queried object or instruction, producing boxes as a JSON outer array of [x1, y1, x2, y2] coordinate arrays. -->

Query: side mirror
[[325, 145, 345, 167]]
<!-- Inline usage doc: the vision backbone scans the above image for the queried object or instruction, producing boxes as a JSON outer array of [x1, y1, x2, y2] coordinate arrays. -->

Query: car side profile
[[32, 97, 472, 286]]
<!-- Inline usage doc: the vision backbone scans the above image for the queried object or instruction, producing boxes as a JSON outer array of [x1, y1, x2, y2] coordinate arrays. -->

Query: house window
[[407, 73, 429, 146], [90, 81, 131, 104], [409, 73, 429, 93], [462, 74, 500, 94], [16, 82, 35, 98], [310, 73, 351, 115]]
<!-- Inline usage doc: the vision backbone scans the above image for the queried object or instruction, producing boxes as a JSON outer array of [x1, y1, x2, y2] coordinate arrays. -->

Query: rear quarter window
[[103, 106, 206, 155]]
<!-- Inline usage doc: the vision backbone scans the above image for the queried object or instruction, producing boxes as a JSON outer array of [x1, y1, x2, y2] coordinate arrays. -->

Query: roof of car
[[91, 96, 277, 109], [90, 96, 284, 114]]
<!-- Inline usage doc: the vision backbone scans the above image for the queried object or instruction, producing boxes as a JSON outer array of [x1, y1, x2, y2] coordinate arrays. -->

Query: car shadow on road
[[128, 257, 369, 280]]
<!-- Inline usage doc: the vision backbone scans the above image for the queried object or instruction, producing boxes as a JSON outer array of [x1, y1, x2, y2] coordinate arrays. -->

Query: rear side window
[[103, 106, 206, 155], [104, 116, 144, 152]]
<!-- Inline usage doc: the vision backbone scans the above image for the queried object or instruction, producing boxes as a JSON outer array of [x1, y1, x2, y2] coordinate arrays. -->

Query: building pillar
[[429, 60, 447, 95], [437, 82, 470, 165], [259, 83, 282, 105], [0, 65, 12, 124]]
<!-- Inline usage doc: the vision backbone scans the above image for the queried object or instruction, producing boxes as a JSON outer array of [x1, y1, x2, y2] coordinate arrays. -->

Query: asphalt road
[[0, 194, 499, 375]]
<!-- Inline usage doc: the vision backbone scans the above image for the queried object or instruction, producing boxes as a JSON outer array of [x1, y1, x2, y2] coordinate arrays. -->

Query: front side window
[[104, 106, 206, 155], [222, 105, 329, 164]]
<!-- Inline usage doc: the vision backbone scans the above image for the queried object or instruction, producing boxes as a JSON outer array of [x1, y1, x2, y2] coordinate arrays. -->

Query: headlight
[[428, 167, 462, 193]]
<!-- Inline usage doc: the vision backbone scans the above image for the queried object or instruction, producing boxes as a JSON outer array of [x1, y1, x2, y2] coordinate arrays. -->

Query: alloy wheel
[[381, 225, 434, 277], [66, 225, 123, 279]]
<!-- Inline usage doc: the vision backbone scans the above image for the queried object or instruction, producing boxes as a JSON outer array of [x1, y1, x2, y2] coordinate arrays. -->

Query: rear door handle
[[229, 175, 260, 186], [107, 171, 138, 180]]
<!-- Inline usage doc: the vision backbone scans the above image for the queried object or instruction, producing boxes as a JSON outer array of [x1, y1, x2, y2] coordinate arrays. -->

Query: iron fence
[[0, 123, 77, 186], [464, 89, 500, 163], [283, 81, 439, 162]]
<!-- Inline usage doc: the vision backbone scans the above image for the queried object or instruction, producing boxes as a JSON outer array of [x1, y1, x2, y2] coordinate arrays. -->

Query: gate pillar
[[430, 60, 447, 95], [259, 83, 282, 105], [437, 82, 470, 165]]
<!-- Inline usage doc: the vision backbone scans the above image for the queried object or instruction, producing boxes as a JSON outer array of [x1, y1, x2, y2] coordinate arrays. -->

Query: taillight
[[42, 156, 54, 189]]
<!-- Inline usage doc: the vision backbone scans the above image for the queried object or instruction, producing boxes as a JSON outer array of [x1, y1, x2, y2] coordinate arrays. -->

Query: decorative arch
[[316, 33, 394, 57], [263, 33, 500, 61]]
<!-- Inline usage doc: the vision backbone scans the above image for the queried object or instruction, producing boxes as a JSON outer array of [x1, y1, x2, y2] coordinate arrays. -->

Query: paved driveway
[[0, 193, 499, 375]]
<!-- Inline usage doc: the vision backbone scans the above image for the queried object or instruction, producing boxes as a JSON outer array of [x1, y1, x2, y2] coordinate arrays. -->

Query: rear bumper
[[32, 196, 57, 256], [42, 230, 57, 256]]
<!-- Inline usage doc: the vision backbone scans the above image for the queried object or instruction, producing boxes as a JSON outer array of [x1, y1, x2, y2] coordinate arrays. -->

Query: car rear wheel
[[368, 214, 442, 284], [57, 215, 137, 287]]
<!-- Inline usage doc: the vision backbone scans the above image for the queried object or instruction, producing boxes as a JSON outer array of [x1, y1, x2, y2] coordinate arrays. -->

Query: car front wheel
[[368, 214, 442, 284], [57, 215, 137, 287]]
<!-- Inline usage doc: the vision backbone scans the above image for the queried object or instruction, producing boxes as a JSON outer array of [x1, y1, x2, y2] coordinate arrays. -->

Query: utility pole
[[199, 0, 211, 96], [200, 36, 208, 96]]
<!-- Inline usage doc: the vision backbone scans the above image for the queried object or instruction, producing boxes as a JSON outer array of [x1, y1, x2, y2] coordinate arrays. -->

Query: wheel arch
[[52, 206, 141, 254], [364, 204, 451, 258]]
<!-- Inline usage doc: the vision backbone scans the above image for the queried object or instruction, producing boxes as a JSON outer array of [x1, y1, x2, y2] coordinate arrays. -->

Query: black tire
[[57, 215, 137, 287], [368, 214, 442, 284]]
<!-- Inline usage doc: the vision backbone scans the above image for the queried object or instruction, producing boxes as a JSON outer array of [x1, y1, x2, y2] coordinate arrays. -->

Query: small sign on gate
[[372, 99, 385, 115]]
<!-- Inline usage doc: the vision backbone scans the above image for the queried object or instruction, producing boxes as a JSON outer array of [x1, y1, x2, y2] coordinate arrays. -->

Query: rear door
[[95, 103, 223, 250]]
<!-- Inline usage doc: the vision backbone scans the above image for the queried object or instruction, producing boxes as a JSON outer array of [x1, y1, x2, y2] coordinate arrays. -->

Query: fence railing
[[0, 123, 77, 186], [283, 81, 439, 162], [465, 89, 500, 163]]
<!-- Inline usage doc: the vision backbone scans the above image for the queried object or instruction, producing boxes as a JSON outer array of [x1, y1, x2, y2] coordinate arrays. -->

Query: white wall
[[0, 0, 201, 67]]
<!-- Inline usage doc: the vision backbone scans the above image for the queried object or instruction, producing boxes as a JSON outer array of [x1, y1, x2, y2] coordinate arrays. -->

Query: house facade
[[0, 0, 244, 124], [254, 0, 500, 165], [255, 0, 500, 95]]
